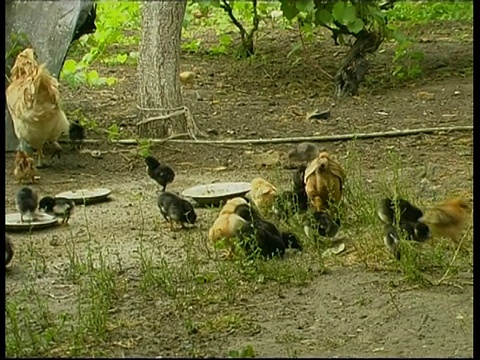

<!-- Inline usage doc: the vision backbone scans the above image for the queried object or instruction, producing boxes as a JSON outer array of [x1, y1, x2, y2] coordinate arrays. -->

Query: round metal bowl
[[6, 212, 58, 232], [182, 182, 251, 207], [55, 188, 112, 205]]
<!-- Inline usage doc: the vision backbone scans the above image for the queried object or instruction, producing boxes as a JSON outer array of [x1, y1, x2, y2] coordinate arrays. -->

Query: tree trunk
[[333, 31, 383, 98], [137, 0, 187, 139]]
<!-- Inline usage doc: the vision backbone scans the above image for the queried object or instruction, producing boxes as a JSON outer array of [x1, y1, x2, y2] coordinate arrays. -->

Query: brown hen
[[420, 198, 472, 244], [304, 152, 346, 216], [6, 47, 70, 167]]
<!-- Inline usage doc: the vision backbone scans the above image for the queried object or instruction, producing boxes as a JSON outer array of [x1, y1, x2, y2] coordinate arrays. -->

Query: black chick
[[377, 197, 424, 225], [383, 224, 402, 260], [272, 166, 308, 219], [234, 203, 263, 223], [238, 221, 287, 259], [292, 164, 307, 192], [280, 231, 303, 251], [273, 190, 309, 219], [303, 210, 341, 239], [145, 156, 175, 191], [383, 221, 431, 260], [38, 196, 75, 225], [157, 191, 197, 231], [235, 203, 302, 251], [15, 186, 38, 222], [6, 234, 14, 270], [69, 120, 85, 150]]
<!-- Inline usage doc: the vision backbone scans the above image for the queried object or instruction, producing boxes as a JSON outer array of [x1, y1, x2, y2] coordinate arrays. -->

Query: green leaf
[[240, 345, 255, 358], [342, 4, 357, 24], [116, 54, 128, 64], [228, 350, 240, 358], [367, 4, 387, 24], [280, 0, 298, 20], [198, 0, 220, 9], [316, 9, 333, 25], [296, 0, 315, 14], [62, 59, 77, 74], [347, 18, 364, 34], [388, 28, 408, 43], [106, 77, 117, 86], [332, 1, 346, 23], [218, 34, 232, 46], [86, 70, 100, 85]]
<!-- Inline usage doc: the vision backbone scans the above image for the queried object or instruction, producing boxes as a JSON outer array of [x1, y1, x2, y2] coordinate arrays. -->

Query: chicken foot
[[36, 147, 47, 168], [50, 141, 63, 160], [221, 245, 236, 260]]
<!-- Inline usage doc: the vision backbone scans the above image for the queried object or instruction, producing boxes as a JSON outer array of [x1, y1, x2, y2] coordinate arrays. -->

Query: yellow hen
[[6, 47, 70, 167]]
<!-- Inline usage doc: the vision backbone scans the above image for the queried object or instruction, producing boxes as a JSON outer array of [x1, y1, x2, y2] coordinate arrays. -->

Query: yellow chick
[[249, 177, 278, 215], [179, 71, 196, 88], [219, 197, 249, 217], [208, 213, 247, 259]]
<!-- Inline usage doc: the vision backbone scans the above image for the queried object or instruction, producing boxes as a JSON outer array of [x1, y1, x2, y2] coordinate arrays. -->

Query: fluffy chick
[[179, 71, 196, 87], [69, 120, 85, 150], [219, 197, 249, 216], [235, 203, 303, 251], [233, 203, 263, 223], [383, 224, 402, 260], [6, 234, 14, 269], [383, 221, 431, 260], [273, 189, 309, 220], [377, 197, 424, 224], [157, 192, 197, 231], [237, 221, 287, 259], [292, 164, 307, 193], [249, 177, 278, 214], [13, 150, 37, 184], [16, 186, 38, 222], [420, 198, 471, 243], [38, 196, 75, 225], [288, 142, 319, 162], [145, 156, 175, 191], [303, 211, 340, 239], [208, 213, 247, 258]]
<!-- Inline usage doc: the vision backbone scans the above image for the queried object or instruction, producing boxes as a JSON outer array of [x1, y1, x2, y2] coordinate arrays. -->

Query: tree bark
[[333, 31, 383, 98], [137, 0, 187, 138]]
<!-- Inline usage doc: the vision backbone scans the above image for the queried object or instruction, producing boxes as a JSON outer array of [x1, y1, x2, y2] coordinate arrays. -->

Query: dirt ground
[[5, 21, 473, 357]]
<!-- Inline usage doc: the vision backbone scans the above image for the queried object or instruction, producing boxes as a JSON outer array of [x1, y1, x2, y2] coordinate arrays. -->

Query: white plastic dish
[[182, 182, 251, 207], [55, 188, 112, 205], [6, 212, 58, 232]]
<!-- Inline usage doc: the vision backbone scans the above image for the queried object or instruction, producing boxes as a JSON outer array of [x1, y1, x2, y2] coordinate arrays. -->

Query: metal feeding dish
[[55, 188, 112, 205], [182, 182, 251, 207], [5, 212, 58, 232]]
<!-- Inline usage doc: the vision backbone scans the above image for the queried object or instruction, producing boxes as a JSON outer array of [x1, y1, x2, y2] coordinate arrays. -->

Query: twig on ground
[[57, 125, 473, 146]]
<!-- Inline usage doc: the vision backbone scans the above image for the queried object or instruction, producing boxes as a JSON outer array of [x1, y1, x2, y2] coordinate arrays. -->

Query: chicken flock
[[5, 40, 472, 269], [6, 135, 472, 269]]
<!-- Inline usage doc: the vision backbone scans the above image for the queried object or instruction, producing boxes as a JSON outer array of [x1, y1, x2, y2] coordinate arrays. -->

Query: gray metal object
[[5, 0, 94, 152]]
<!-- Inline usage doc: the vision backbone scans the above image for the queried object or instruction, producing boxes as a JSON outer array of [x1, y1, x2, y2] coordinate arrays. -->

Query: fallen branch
[[58, 125, 473, 146]]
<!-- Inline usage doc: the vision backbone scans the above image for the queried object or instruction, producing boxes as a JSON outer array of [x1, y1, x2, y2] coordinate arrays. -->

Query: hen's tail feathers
[[32, 65, 60, 105]]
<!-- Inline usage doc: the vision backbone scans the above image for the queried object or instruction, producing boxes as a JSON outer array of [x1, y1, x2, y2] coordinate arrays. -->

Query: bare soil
[[5, 22, 473, 358]]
